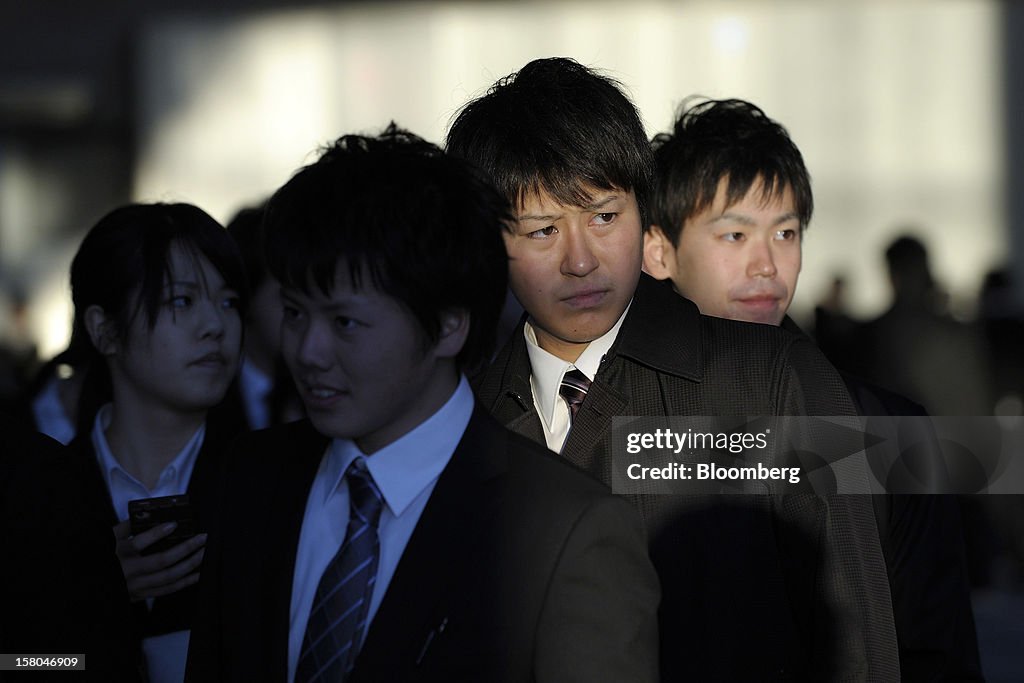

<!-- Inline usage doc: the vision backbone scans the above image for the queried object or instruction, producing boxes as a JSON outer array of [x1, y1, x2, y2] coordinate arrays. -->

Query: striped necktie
[[295, 457, 384, 683], [559, 368, 591, 422]]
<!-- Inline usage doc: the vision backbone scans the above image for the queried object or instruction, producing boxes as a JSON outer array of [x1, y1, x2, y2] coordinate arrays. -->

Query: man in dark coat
[[642, 96, 982, 681], [447, 58, 899, 681]]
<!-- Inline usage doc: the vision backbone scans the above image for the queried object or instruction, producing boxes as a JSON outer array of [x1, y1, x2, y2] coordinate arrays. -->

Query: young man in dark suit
[[185, 125, 659, 682], [447, 58, 899, 680], [643, 97, 982, 681]]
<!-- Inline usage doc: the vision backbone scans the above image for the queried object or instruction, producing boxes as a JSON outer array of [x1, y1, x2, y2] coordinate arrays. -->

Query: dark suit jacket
[[785, 316, 984, 681], [67, 415, 235, 644], [842, 376, 983, 681], [0, 415, 140, 683], [475, 274, 900, 681], [185, 406, 660, 682]]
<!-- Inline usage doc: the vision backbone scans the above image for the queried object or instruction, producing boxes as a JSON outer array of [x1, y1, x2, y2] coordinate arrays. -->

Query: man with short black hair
[[186, 124, 659, 682], [448, 58, 899, 681], [645, 97, 982, 681]]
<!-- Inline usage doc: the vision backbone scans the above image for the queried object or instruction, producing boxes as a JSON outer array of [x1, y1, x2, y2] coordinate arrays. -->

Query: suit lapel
[[260, 422, 329, 676], [482, 326, 547, 445], [478, 278, 705, 460], [561, 378, 629, 479], [498, 369, 545, 445], [353, 407, 507, 679], [558, 275, 705, 479]]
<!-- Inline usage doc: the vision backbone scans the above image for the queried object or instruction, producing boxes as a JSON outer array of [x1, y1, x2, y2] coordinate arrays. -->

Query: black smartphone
[[128, 494, 196, 556]]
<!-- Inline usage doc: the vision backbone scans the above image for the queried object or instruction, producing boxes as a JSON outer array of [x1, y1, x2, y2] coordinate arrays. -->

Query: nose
[[198, 299, 227, 340], [747, 240, 778, 279], [560, 226, 599, 277], [293, 319, 332, 372]]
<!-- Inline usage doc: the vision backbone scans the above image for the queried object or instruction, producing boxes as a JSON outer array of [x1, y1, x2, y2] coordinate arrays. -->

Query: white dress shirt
[[91, 403, 205, 683], [287, 375, 474, 683], [238, 357, 274, 430], [91, 403, 204, 524], [31, 374, 75, 445], [524, 302, 631, 452]]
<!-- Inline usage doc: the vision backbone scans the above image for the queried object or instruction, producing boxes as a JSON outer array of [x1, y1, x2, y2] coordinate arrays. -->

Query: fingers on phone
[[133, 542, 206, 595], [156, 533, 207, 566], [112, 520, 132, 541], [130, 521, 180, 553], [128, 531, 204, 572]]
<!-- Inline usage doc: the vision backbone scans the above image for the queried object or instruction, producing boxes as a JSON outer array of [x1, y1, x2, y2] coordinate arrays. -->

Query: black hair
[[445, 57, 653, 226], [263, 123, 510, 374], [649, 98, 813, 245], [885, 234, 929, 272], [69, 203, 247, 352], [226, 203, 270, 291], [885, 233, 934, 294], [67, 202, 247, 431]]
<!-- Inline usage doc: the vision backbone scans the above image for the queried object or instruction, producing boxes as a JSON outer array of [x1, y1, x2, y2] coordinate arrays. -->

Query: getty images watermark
[[611, 415, 1024, 495]]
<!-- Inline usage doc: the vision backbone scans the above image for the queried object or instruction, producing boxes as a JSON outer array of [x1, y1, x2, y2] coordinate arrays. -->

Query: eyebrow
[[166, 280, 238, 293], [583, 194, 621, 211], [281, 288, 367, 310], [711, 210, 801, 227], [516, 194, 622, 222]]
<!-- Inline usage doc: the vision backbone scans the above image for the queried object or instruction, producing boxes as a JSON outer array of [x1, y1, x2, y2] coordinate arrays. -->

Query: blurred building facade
[[0, 0, 1019, 359]]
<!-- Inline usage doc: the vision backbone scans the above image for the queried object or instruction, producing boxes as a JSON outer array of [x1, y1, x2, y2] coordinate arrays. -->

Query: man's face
[[280, 266, 463, 454], [644, 178, 802, 326], [507, 186, 642, 362]]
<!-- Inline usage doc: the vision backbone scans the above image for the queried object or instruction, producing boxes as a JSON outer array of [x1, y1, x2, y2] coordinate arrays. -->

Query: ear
[[434, 308, 470, 360], [643, 226, 676, 280], [84, 305, 119, 356]]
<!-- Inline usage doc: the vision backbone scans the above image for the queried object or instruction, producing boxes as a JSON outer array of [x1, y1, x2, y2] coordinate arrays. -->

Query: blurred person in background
[[853, 234, 992, 416], [0, 286, 40, 409], [6, 279, 94, 445], [9, 344, 87, 445], [223, 203, 302, 431]]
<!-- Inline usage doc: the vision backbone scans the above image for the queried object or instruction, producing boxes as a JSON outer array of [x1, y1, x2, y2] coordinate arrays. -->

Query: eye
[[776, 229, 799, 241], [722, 232, 745, 243], [526, 226, 558, 239], [222, 296, 241, 310], [335, 316, 360, 331], [282, 304, 304, 325], [167, 295, 192, 310], [592, 212, 617, 225]]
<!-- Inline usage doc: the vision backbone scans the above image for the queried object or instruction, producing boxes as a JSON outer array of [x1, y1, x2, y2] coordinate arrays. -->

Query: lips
[[299, 381, 349, 409], [736, 295, 780, 308], [189, 351, 227, 367], [560, 288, 609, 309]]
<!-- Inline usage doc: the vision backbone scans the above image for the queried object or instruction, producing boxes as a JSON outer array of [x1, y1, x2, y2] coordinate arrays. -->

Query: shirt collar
[[320, 374, 474, 518], [91, 403, 206, 493], [239, 357, 274, 398], [524, 300, 632, 427]]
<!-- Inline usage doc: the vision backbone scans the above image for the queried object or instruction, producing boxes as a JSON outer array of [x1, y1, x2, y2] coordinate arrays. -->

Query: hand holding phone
[[129, 495, 196, 555], [114, 495, 207, 601]]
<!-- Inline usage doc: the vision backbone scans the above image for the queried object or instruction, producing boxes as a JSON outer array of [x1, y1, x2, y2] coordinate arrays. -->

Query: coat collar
[[490, 273, 706, 391], [604, 273, 705, 382], [480, 273, 707, 420]]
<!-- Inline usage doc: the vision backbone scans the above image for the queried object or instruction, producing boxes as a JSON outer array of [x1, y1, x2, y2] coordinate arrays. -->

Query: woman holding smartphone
[[66, 203, 247, 683]]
